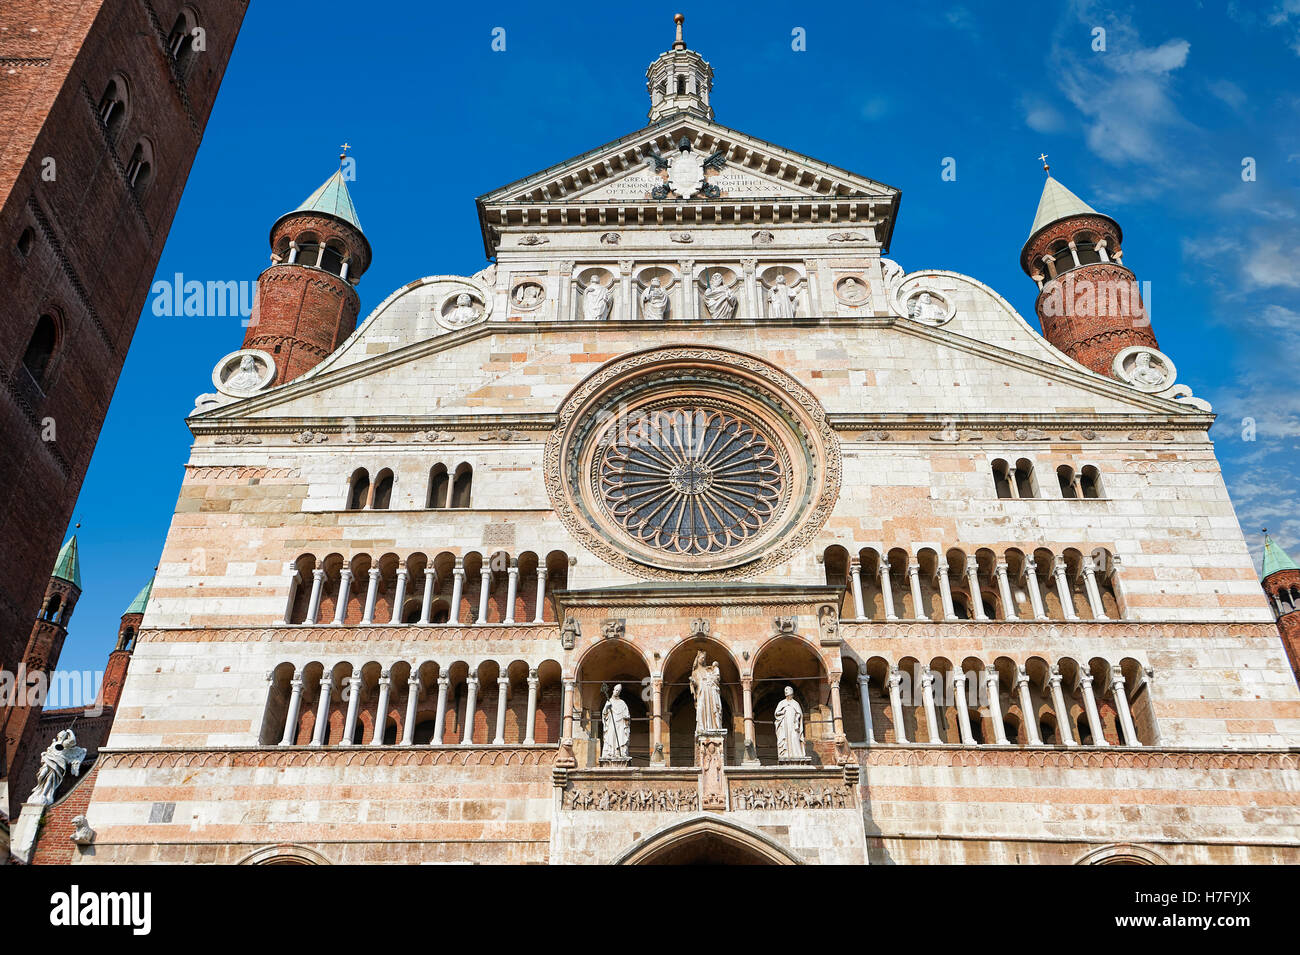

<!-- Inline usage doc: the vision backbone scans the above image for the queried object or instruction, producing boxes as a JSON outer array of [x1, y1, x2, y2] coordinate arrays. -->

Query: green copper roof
[[1261, 534, 1300, 580], [124, 576, 154, 616], [51, 536, 81, 589], [293, 169, 362, 232], [1029, 175, 1099, 239]]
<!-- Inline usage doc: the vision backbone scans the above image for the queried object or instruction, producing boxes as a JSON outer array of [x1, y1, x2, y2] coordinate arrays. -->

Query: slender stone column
[[361, 567, 381, 625], [887, 667, 908, 743], [448, 563, 465, 625], [965, 557, 987, 620], [477, 567, 492, 624], [432, 676, 450, 744], [1081, 556, 1107, 619], [995, 560, 1018, 620], [937, 563, 957, 620], [907, 560, 925, 620], [879, 559, 898, 621], [829, 677, 845, 738], [919, 668, 941, 743], [306, 568, 326, 625], [391, 565, 409, 625], [419, 568, 436, 625], [1053, 557, 1080, 621], [369, 669, 392, 745], [562, 678, 576, 741], [310, 673, 333, 746], [401, 673, 420, 745], [984, 666, 1010, 744], [857, 674, 874, 744], [524, 670, 539, 744], [952, 671, 975, 744], [650, 674, 664, 764], [1045, 666, 1076, 745], [1023, 558, 1048, 620], [679, 260, 697, 320], [462, 676, 479, 744], [741, 677, 758, 765], [493, 676, 510, 744], [1110, 672, 1138, 745], [280, 676, 305, 746], [1078, 670, 1108, 745], [332, 568, 353, 626], [282, 564, 300, 625], [503, 561, 519, 624], [848, 558, 867, 620], [533, 567, 548, 623], [340, 672, 362, 746], [1015, 666, 1043, 745]]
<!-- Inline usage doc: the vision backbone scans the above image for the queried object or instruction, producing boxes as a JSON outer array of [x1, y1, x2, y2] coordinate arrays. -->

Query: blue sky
[[50, 0, 1300, 699]]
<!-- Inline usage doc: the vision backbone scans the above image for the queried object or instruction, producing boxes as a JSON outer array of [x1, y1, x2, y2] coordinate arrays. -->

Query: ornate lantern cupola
[[1020, 161, 1159, 379], [646, 14, 714, 124]]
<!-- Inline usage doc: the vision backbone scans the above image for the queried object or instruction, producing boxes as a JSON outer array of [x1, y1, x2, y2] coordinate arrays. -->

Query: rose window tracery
[[597, 407, 784, 556]]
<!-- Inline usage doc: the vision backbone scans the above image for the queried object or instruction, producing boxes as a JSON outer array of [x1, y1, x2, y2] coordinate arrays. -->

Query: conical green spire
[[51, 536, 82, 590], [123, 576, 154, 616], [1028, 175, 1099, 239], [1261, 533, 1300, 580], [292, 168, 362, 232]]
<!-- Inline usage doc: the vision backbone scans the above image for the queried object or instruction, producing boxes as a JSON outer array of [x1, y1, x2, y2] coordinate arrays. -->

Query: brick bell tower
[[1020, 163, 1158, 377], [1260, 532, 1300, 687], [1, 535, 80, 810], [243, 158, 371, 385]]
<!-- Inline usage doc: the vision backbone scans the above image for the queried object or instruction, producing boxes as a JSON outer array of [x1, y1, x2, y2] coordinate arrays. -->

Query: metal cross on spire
[[1038, 153, 1050, 174], [339, 142, 351, 165]]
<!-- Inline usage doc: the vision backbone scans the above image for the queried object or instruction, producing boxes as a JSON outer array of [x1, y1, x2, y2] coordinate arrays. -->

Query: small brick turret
[[243, 165, 371, 384], [98, 576, 150, 711], [1260, 532, 1300, 687], [1020, 172, 1157, 377]]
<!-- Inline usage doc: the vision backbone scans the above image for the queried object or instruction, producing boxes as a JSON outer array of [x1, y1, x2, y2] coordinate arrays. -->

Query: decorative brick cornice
[[97, 745, 557, 770], [858, 746, 1298, 772]]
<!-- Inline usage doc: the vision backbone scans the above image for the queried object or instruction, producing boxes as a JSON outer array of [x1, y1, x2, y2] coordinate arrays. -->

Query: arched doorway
[[614, 816, 803, 865]]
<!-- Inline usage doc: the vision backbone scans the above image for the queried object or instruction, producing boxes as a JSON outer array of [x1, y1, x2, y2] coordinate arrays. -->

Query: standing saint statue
[[29, 728, 87, 806], [601, 684, 631, 761], [700, 271, 740, 321], [689, 650, 724, 733], [575, 275, 614, 321], [767, 273, 799, 318], [640, 276, 670, 320], [774, 686, 807, 762]]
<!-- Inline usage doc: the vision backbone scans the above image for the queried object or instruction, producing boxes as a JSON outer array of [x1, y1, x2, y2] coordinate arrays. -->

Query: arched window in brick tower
[[347, 468, 370, 510], [371, 469, 394, 510], [126, 139, 154, 194], [22, 313, 58, 388], [97, 76, 128, 144], [451, 463, 473, 508], [167, 9, 201, 79], [427, 464, 449, 508]]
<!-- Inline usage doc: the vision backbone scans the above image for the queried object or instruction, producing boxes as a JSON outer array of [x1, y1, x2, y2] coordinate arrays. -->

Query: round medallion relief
[[546, 346, 841, 578]]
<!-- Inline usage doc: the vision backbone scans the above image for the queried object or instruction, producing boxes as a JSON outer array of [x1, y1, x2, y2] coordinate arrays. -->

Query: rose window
[[597, 407, 785, 556]]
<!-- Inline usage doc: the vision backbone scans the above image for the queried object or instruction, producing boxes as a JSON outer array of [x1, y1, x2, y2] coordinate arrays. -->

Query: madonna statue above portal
[[690, 651, 725, 734]]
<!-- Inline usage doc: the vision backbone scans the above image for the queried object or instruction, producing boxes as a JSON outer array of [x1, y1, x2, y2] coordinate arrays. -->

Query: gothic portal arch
[[238, 843, 333, 865], [613, 814, 803, 865]]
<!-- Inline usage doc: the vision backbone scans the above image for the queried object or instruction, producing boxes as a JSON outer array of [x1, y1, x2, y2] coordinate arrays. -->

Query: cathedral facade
[[79, 19, 1300, 865]]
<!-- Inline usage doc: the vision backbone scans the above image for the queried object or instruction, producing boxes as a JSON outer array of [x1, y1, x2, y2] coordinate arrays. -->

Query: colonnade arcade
[[824, 545, 1122, 622], [283, 549, 571, 627]]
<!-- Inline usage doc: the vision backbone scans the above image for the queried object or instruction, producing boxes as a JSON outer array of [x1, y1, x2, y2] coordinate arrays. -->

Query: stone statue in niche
[[640, 276, 670, 320], [575, 275, 614, 321], [1113, 346, 1176, 393], [561, 616, 580, 650], [446, 293, 482, 327], [29, 729, 86, 806], [690, 651, 724, 732], [774, 686, 809, 763], [767, 274, 799, 318], [601, 684, 631, 762], [701, 271, 740, 320]]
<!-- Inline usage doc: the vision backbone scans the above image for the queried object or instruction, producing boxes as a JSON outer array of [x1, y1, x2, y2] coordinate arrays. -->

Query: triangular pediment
[[477, 115, 900, 208]]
